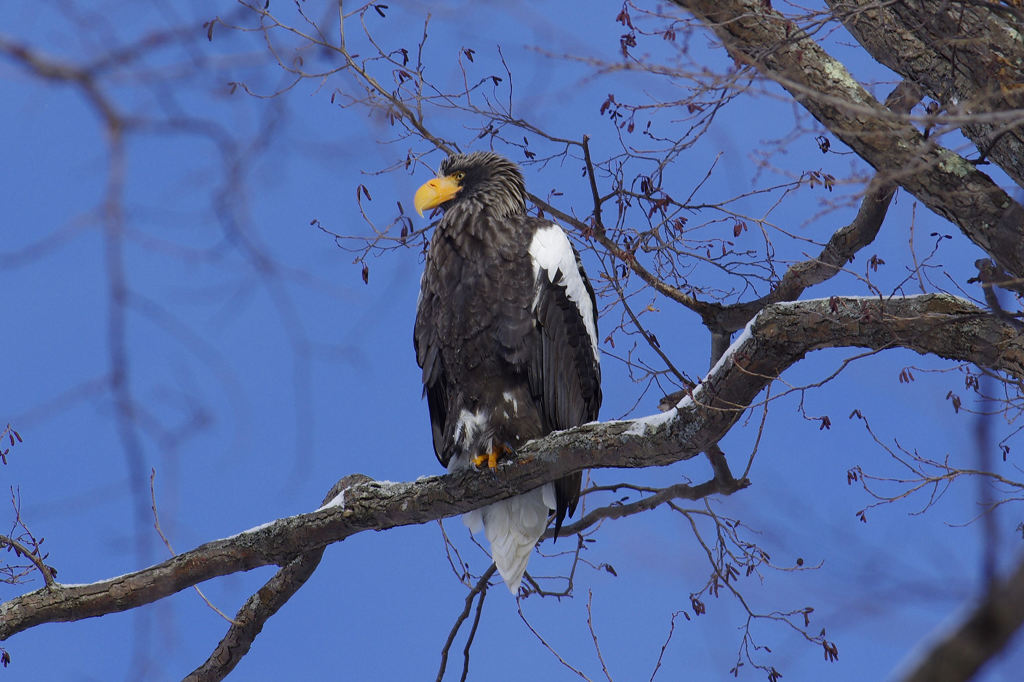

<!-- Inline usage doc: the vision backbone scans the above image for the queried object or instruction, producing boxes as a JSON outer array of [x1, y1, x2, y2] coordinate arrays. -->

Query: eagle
[[413, 151, 602, 593]]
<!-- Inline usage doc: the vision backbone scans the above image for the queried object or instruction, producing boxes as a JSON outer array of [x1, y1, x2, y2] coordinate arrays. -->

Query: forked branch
[[1, 295, 1021, 666]]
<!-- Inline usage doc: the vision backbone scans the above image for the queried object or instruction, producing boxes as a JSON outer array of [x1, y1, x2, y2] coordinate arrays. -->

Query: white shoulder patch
[[528, 224, 599, 361]]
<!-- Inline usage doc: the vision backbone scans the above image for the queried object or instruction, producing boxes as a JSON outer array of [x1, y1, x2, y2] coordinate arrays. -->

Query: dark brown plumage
[[413, 151, 601, 591]]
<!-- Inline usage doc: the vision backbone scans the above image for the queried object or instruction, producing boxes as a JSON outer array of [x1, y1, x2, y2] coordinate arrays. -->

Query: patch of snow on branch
[[618, 315, 762, 435], [710, 316, 757, 378], [680, 314, 760, 408], [218, 518, 281, 542], [318, 488, 348, 511], [623, 407, 677, 436], [237, 520, 277, 536]]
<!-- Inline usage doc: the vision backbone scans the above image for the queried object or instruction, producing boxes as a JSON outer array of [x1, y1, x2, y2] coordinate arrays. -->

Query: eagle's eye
[[453, 171, 466, 181]]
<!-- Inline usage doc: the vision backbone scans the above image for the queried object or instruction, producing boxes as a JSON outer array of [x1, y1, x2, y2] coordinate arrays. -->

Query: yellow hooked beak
[[413, 174, 462, 217]]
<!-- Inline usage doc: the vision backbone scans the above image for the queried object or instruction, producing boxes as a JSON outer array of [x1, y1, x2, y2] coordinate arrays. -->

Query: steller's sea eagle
[[413, 151, 602, 594]]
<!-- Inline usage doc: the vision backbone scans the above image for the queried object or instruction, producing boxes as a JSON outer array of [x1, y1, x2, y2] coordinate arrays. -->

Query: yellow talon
[[471, 447, 506, 470]]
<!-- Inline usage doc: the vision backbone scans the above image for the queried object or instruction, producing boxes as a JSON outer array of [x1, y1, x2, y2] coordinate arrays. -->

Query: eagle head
[[414, 151, 528, 219]]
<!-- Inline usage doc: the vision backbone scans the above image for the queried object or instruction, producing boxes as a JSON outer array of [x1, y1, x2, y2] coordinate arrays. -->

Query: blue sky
[[3, 1, 1023, 680]]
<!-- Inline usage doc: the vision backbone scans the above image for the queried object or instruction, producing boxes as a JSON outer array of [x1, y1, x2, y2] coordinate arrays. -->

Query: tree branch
[[184, 548, 325, 682], [179, 478, 370, 681], [704, 79, 922, 334], [2, 295, 1021, 645], [672, 0, 1024, 281], [899, 556, 1024, 682], [827, 0, 1024, 189], [0, 536, 54, 588]]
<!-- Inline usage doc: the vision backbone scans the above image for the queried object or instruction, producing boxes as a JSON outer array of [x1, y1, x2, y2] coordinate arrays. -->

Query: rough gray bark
[[671, 0, 1024, 282], [180, 478, 370, 681], [2, 294, 1020, 644], [827, 0, 1024, 189]]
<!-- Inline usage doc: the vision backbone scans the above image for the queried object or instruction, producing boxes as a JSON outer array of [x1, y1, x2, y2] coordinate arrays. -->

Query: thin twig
[[0, 534, 54, 588], [437, 564, 496, 682], [518, 601, 594, 681], [586, 590, 613, 682], [149, 469, 238, 625]]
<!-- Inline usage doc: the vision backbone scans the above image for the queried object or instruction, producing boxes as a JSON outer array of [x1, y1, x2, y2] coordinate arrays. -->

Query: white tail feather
[[463, 483, 554, 593]]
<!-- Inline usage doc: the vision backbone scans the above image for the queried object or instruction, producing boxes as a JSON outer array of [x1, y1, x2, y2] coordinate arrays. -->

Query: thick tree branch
[[180, 479, 370, 681], [899, 556, 1024, 682], [184, 548, 325, 682], [827, 0, 1024, 189], [2, 295, 1022, 643], [673, 0, 1024, 281]]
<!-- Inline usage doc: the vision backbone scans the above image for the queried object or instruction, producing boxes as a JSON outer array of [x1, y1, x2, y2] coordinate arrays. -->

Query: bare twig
[[0, 535, 53, 589], [586, 590, 613, 682], [149, 469, 238, 625], [437, 563, 496, 682], [518, 601, 594, 681]]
